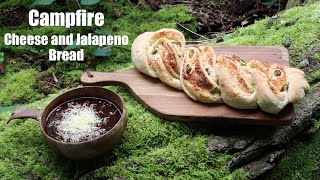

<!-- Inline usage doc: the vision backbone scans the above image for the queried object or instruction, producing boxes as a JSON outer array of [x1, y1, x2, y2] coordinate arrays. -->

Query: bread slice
[[131, 28, 185, 89], [180, 46, 222, 103], [131, 32, 158, 78], [249, 60, 289, 114], [216, 55, 257, 109]]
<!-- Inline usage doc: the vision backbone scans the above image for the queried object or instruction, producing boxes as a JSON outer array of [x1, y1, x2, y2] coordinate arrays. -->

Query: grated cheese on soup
[[48, 101, 109, 143]]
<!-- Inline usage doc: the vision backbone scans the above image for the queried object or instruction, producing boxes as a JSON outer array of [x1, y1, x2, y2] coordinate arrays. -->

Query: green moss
[[0, 0, 71, 11], [215, 2, 320, 68], [1, 1, 320, 179], [89, 136, 246, 179], [0, 69, 45, 106], [0, 87, 246, 179], [0, 0, 34, 8], [0, 93, 67, 179], [266, 125, 320, 180], [0, 1, 195, 102], [307, 70, 320, 85], [0, 26, 69, 55], [62, 70, 83, 85], [311, 53, 320, 63]]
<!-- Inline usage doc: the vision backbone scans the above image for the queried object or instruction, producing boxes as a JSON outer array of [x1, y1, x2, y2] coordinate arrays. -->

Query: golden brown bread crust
[[132, 28, 185, 89], [216, 55, 257, 109], [180, 46, 222, 103], [132, 28, 310, 114], [148, 38, 182, 89], [131, 32, 158, 78], [286, 67, 310, 103], [248, 60, 289, 114]]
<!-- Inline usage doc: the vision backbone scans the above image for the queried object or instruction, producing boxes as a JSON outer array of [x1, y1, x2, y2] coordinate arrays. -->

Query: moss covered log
[[266, 127, 320, 179]]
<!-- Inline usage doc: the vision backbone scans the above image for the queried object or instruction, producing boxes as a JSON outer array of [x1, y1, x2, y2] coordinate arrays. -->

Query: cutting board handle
[[81, 70, 132, 87]]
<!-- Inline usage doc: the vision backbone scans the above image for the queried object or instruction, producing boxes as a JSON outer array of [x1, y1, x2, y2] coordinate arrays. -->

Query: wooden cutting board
[[81, 46, 293, 126]]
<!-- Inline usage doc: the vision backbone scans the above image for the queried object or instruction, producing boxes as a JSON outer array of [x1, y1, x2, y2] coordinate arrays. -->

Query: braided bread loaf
[[131, 29, 309, 114]]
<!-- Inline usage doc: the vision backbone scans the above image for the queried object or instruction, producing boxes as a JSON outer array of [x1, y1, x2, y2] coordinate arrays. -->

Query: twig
[[112, 45, 131, 50], [238, 24, 245, 37], [186, 40, 209, 44], [207, 30, 234, 35], [39, 81, 62, 90], [0, 7, 19, 14], [176, 23, 210, 40], [172, 0, 194, 5], [74, 0, 95, 32], [275, 0, 282, 27], [52, 73, 58, 83], [161, 4, 191, 8], [74, 0, 82, 9]]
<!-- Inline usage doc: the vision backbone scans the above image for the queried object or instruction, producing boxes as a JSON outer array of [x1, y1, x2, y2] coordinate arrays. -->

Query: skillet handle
[[7, 107, 42, 124]]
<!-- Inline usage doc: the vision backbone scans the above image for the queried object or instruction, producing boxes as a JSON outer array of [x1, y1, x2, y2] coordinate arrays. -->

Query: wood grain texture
[[81, 46, 293, 126]]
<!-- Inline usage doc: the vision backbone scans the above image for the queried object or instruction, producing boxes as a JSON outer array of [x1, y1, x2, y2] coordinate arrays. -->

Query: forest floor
[[0, 0, 319, 179]]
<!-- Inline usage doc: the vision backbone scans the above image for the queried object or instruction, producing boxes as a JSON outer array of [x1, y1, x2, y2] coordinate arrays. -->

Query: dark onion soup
[[45, 97, 121, 143]]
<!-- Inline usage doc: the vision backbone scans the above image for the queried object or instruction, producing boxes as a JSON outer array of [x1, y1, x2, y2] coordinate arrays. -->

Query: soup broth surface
[[45, 97, 121, 143]]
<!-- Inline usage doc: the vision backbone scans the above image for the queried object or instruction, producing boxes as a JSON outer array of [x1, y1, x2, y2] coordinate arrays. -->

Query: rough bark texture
[[208, 87, 320, 179], [285, 0, 302, 9]]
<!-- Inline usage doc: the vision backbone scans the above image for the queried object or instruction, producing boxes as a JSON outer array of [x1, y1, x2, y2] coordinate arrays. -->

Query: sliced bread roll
[[131, 32, 157, 78], [248, 60, 289, 114], [286, 67, 310, 103], [216, 55, 257, 109], [132, 28, 185, 89], [180, 46, 222, 103]]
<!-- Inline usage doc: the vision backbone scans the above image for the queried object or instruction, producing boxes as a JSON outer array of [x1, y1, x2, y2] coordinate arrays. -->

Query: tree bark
[[286, 0, 302, 10], [209, 87, 320, 179]]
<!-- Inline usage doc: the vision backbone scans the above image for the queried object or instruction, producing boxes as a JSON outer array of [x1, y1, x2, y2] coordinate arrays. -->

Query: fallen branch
[[209, 87, 320, 178], [39, 80, 62, 90], [176, 23, 210, 40]]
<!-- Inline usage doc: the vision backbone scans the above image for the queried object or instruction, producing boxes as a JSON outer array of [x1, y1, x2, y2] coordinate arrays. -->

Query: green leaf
[[95, 29, 111, 35], [0, 52, 4, 63], [92, 48, 112, 57], [30, 0, 55, 7], [262, 0, 279, 6], [65, 40, 79, 50], [81, 0, 100, 5], [0, 104, 24, 113], [30, 48, 39, 53], [222, 35, 232, 41]]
